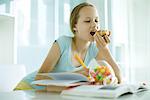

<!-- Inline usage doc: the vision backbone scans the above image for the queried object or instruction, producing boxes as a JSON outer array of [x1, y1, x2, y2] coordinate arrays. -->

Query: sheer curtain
[[111, 0, 129, 82], [127, 0, 150, 83], [111, 0, 150, 83], [14, 0, 87, 73]]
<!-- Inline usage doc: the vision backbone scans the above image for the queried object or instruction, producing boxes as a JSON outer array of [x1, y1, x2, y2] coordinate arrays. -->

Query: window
[[15, 0, 87, 73], [110, 0, 130, 82]]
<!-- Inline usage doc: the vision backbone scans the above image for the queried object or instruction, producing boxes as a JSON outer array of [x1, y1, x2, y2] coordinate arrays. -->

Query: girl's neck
[[72, 37, 90, 53]]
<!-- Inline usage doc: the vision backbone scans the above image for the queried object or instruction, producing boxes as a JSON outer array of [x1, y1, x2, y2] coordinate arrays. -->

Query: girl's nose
[[91, 21, 98, 30]]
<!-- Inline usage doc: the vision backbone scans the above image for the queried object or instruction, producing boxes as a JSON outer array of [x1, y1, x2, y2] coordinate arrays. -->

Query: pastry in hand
[[90, 30, 111, 37], [97, 30, 111, 37], [97, 30, 111, 43]]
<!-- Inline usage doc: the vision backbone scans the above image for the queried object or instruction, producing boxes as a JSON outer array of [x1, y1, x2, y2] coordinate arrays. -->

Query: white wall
[[0, 14, 14, 64], [0, 64, 26, 91]]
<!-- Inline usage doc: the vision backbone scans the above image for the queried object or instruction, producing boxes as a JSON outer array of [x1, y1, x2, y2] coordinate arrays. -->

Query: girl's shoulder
[[57, 35, 72, 41], [56, 35, 73, 53], [57, 35, 72, 45]]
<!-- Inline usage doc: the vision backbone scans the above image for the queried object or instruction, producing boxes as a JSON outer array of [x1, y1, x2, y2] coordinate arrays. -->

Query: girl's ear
[[73, 27, 77, 31], [73, 24, 78, 32]]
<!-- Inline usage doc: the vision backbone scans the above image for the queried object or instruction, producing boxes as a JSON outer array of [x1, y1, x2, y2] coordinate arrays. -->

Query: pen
[[74, 54, 87, 69]]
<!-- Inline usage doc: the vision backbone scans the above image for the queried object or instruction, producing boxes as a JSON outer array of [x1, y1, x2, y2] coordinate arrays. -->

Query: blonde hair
[[70, 2, 94, 34]]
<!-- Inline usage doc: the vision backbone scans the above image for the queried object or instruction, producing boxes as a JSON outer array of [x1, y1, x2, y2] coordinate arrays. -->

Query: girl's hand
[[116, 74, 122, 84], [107, 76, 118, 85], [94, 30, 111, 49]]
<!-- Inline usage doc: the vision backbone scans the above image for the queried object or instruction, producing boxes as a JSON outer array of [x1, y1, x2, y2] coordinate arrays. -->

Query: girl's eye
[[84, 21, 90, 23], [95, 20, 99, 23]]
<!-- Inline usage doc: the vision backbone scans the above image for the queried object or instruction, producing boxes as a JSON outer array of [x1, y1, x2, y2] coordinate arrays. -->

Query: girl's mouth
[[90, 32, 96, 36]]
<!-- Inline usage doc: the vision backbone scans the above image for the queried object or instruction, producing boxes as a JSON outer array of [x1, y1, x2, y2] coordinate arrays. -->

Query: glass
[[88, 59, 116, 85]]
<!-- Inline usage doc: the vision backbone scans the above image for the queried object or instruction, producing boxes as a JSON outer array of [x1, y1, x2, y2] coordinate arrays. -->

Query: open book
[[61, 84, 149, 98], [31, 59, 99, 87], [31, 59, 98, 87], [31, 72, 90, 92], [31, 72, 90, 86], [31, 59, 115, 92]]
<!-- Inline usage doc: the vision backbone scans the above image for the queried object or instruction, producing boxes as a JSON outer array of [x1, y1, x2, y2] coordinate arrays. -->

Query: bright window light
[[104, 0, 108, 29], [64, 3, 70, 24]]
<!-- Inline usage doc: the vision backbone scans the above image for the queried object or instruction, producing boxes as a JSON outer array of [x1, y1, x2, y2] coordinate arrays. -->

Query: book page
[[99, 84, 120, 90], [31, 79, 84, 86], [61, 84, 149, 98], [38, 72, 89, 81], [61, 85, 123, 98], [128, 84, 149, 93]]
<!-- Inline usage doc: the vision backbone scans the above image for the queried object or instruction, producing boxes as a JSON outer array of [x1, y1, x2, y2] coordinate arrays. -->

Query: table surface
[[0, 90, 150, 100]]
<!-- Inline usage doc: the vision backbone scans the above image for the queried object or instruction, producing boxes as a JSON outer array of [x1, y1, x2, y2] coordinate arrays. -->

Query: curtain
[[15, 0, 86, 73], [128, 0, 150, 83], [111, 0, 150, 83], [111, 0, 129, 82]]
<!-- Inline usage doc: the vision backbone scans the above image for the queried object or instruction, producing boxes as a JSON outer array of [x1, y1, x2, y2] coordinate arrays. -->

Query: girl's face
[[75, 6, 99, 41]]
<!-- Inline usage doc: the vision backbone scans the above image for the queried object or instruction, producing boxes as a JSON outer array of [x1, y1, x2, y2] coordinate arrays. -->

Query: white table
[[0, 90, 150, 100]]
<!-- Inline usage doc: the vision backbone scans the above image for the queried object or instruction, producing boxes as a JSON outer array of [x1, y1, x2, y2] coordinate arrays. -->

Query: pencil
[[74, 54, 87, 69]]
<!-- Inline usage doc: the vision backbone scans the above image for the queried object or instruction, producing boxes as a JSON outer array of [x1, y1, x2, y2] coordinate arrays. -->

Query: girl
[[14, 2, 122, 91]]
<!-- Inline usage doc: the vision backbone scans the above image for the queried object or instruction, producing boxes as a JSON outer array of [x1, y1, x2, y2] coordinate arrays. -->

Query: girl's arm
[[35, 41, 61, 80], [96, 47, 122, 84], [94, 32, 122, 83]]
